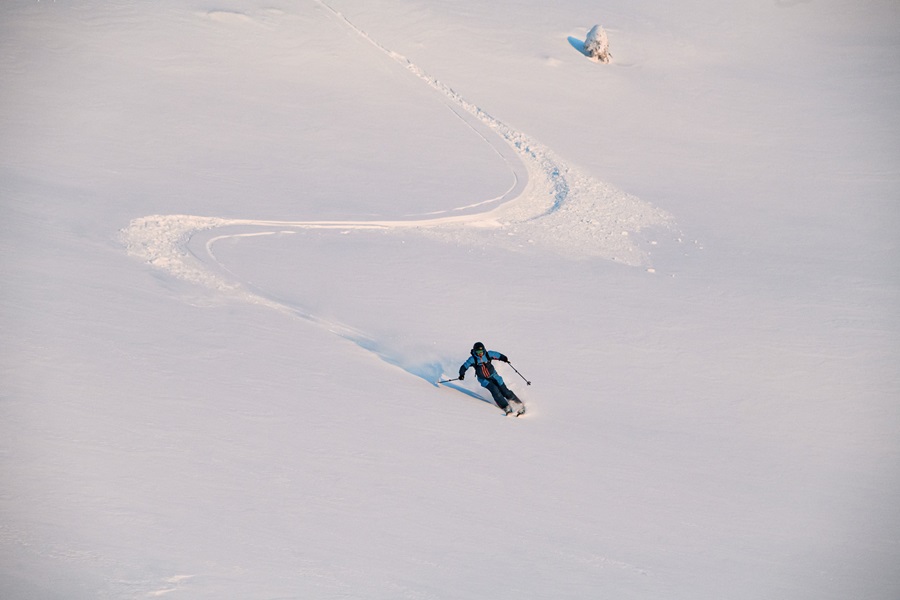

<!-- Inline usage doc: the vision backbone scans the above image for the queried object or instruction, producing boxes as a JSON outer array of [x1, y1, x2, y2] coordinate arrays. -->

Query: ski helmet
[[472, 342, 485, 353]]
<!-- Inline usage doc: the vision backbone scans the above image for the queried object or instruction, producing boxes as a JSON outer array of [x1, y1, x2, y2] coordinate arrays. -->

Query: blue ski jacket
[[459, 349, 509, 387]]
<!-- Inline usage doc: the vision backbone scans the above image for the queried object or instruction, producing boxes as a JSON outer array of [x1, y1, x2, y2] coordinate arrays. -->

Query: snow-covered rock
[[584, 24, 611, 63]]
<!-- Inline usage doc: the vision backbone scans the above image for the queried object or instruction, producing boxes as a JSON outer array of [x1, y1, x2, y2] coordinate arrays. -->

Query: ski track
[[119, 1, 675, 380]]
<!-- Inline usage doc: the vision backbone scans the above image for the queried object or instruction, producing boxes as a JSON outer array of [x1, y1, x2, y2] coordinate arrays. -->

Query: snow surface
[[2, 0, 899, 598]]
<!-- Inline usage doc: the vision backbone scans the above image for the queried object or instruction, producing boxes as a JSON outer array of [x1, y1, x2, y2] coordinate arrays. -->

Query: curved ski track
[[120, 2, 675, 379]]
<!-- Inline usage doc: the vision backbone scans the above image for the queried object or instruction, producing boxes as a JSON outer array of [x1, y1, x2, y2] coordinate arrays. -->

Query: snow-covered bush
[[584, 24, 611, 63]]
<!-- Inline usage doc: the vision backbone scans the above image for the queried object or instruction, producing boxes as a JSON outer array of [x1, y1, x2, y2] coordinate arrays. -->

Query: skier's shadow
[[407, 360, 493, 405], [342, 337, 494, 405], [439, 381, 494, 405]]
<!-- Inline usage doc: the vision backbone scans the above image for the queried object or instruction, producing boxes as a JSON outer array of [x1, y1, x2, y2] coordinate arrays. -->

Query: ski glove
[[498, 354, 509, 363], [458, 372, 465, 380]]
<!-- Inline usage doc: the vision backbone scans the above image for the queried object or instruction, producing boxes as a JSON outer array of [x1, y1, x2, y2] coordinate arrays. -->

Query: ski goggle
[[474, 348, 485, 355]]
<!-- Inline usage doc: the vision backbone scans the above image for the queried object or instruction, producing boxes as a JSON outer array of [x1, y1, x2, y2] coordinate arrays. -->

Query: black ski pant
[[483, 379, 519, 409]]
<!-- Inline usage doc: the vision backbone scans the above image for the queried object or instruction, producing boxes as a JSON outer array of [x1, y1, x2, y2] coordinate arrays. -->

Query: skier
[[459, 342, 525, 416]]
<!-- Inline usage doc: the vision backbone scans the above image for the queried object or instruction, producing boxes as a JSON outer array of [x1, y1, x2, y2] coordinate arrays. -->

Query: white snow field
[[2, 0, 899, 598]]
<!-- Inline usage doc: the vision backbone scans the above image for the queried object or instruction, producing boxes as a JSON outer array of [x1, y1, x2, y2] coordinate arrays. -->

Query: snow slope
[[2, 1, 899, 599]]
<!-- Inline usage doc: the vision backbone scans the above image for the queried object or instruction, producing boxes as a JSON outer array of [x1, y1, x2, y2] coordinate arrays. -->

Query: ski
[[513, 400, 526, 417]]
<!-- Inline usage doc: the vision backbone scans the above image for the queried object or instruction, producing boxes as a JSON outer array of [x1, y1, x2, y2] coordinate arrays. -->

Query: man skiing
[[459, 342, 525, 416]]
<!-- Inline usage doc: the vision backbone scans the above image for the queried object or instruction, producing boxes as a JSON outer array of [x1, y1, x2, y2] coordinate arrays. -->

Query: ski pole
[[508, 363, 531, 385], [438, 377, 461, 384]]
